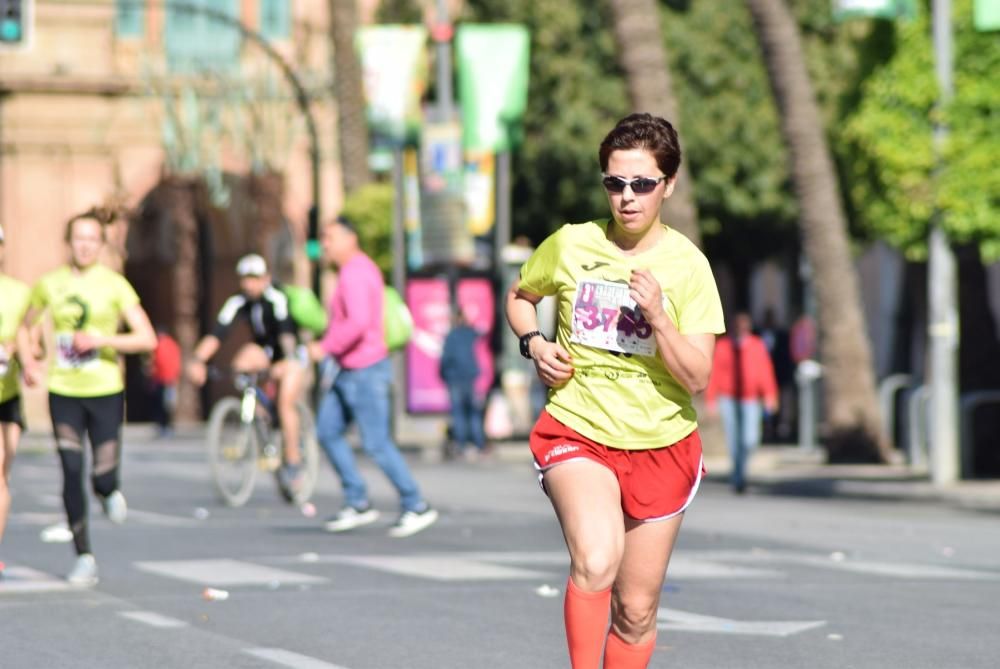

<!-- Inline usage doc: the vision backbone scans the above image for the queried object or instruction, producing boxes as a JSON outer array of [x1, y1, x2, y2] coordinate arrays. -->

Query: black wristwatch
[[519, 331, 545, 359]]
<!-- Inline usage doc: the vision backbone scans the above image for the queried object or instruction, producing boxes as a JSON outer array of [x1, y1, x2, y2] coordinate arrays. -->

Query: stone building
[[0, 0, 349, 424]]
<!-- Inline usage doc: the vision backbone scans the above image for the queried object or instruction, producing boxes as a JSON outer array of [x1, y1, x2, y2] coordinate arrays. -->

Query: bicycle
[[205, 369, 321, 507]]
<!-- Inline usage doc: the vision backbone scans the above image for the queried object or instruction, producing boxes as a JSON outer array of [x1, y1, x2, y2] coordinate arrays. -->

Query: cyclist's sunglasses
[[601, 174, 668, 194]]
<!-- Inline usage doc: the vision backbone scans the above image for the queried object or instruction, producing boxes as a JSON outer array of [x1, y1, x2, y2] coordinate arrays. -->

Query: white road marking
[[245, 648, 352, 669], [124, 509, 202, 527], [658, 607, 826, 637], [264, 551, 777, 581], [332, 555, 549, 581], [8, 512, 65, 525], [133, 559, 328, 586], [666, 555, 783, 580], [684, 550, 1000, 581], [119, 611, 189, 629], [0, 566, 73, 594], [13, 508, 199, 528], [795, 556, 1000, 580]]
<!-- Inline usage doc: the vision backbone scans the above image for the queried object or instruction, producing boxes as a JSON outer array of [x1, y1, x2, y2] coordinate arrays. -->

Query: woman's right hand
[[20, 359, 43, 388], [186, 360, 207, 387], [529, 339, 574, 388]]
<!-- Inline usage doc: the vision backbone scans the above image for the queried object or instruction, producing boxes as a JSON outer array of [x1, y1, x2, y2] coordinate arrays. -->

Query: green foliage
[[843, 0, 1000, 259], [338, 182, 395, 278], [457, 0, 630, 243], [375, 0, 423, 23], [660, 1, 798, 258]]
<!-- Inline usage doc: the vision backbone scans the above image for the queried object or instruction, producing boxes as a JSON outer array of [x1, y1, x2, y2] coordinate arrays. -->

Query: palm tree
[[329, 0, 372, 194], [744, 0, 889, 462], [606, 0, 700, 247]]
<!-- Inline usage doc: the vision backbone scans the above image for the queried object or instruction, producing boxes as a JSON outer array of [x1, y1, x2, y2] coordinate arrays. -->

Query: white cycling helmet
[[236, 253, 267, 277]]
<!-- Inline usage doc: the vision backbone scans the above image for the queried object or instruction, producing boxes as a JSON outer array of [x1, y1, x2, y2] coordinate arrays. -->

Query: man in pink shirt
[[309, 216, 438, 538]]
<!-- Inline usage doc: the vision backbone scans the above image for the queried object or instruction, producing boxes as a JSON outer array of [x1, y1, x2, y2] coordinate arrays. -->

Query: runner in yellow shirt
[[506, 113, 724, 669], [18, 209, 156, 587], [0, 225, 32, 578]]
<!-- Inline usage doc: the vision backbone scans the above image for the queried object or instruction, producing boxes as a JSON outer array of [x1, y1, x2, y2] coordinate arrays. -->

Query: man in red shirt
[[150, 328, 181, 437], [706, 312, 779, 493]]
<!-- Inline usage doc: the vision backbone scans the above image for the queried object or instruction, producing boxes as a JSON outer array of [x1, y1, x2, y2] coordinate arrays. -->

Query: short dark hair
[[598, 113, 682, 179], [333, 215, 358, 236], [64, 206, 116, 243]]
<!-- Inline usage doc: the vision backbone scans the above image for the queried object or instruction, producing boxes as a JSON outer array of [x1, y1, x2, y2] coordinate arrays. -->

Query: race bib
[[55, 333, 98, 369], [570, 279, 657, 356]]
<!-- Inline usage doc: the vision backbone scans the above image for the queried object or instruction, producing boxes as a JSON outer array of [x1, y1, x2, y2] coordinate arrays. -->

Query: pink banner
[[405, 277, 495, 413]]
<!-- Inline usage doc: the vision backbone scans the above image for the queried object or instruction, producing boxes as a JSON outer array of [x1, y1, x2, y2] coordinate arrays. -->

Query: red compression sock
[[602, 631, 656, 669], [564, 577, 612, 669]]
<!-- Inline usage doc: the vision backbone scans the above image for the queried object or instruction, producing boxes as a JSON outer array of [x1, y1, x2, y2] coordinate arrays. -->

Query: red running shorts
[[528, 409, 706, 522]]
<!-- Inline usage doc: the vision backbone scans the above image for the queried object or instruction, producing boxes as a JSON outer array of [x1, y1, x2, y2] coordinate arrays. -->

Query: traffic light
[[0, 0, 30, 48]]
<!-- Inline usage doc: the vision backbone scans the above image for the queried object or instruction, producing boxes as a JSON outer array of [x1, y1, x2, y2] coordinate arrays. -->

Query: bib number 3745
[[570, 280, 656, 357]]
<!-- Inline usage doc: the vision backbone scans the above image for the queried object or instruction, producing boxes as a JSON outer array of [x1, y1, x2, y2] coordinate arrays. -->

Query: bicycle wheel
[[206, 397, 258, 507]]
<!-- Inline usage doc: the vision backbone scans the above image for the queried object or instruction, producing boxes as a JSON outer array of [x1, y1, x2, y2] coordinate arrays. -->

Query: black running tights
[[48, 392, 124, 556]]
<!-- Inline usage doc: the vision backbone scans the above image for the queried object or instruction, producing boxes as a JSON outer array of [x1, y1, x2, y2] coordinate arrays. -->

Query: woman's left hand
[[629, 269, 666, 325]]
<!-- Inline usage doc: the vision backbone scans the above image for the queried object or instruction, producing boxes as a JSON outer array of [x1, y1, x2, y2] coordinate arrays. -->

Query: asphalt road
[[2, 430, 999, 669]]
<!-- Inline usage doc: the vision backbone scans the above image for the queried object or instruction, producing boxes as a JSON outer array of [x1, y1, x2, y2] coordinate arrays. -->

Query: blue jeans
[[718, 397, 763, 490], [447, 380, 485, 451], [316, 358, 425, 512]]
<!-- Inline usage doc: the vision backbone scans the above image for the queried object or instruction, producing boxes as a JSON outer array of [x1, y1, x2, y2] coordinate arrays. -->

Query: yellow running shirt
[[0, 274, 31, 403], [518, 221, 725, 449], [30, 264, 140, 397]]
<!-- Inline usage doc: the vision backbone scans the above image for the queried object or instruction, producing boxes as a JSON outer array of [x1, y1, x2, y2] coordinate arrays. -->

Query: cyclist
[[187, 254, 306, 495], [19, 208, 157, 586], [0, 224, 32, 578]]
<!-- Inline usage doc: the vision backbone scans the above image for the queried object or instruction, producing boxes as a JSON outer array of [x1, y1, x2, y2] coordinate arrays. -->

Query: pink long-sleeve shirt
[[320, 252, 387, 369]]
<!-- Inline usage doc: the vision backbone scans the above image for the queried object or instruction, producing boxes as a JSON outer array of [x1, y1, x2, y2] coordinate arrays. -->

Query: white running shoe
[[103, 490, 127, 525], [388, 507, 439, 538], [323, 506, 380, 533], [67, 553, 99, 587]]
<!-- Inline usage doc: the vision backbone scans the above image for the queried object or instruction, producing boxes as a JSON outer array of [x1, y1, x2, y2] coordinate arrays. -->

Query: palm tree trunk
[[169, 178, 202, 423], [607, 0, 700, 247], [329, 0, 372, 195], [745, 0, 889, 462]]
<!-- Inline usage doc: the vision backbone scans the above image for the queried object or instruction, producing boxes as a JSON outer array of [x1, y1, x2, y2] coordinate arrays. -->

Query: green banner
[[832, 0, 917, 21], [357, 25, 428, 142], [975, 0, 1000, 30], [456, 24, 531, 152]]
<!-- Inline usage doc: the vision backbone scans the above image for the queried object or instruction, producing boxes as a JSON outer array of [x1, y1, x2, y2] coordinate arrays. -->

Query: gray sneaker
[[388, 507, 439, 538], [67, 553, 98, 587], [323, 506, 380, 533], [102, 490, 127, 525]]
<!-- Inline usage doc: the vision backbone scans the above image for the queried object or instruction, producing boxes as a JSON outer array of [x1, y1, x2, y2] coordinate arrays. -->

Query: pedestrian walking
[[149, 327, 181, 438], [505, 113, 724, 668], [18, 208, 156, 586], [705, 311, 779, 494], [439, 306, 486, 460], [0, 224, 32, 578], [309, 216, 438, 538]]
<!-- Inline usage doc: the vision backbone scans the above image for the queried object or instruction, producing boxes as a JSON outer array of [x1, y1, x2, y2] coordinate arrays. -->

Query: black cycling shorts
[[48, 392, 124, 446], [0, 396, 24, 430]]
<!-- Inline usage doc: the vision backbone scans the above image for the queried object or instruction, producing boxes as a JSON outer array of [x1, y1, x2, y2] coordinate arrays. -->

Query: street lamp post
[[928, 0, 960, 485]]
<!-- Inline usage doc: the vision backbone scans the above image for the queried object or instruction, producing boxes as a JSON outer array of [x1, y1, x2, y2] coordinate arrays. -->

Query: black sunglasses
[[601, 174, 668, 194]]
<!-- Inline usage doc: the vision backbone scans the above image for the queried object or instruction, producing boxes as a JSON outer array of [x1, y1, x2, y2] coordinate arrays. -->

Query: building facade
[[0, 0, 346, 424]]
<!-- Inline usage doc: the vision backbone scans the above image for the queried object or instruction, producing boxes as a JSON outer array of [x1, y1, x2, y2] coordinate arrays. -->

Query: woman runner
[[505, 113, 724, 668], [19, 208, 156, 586], [0, 225, 32, 578]]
